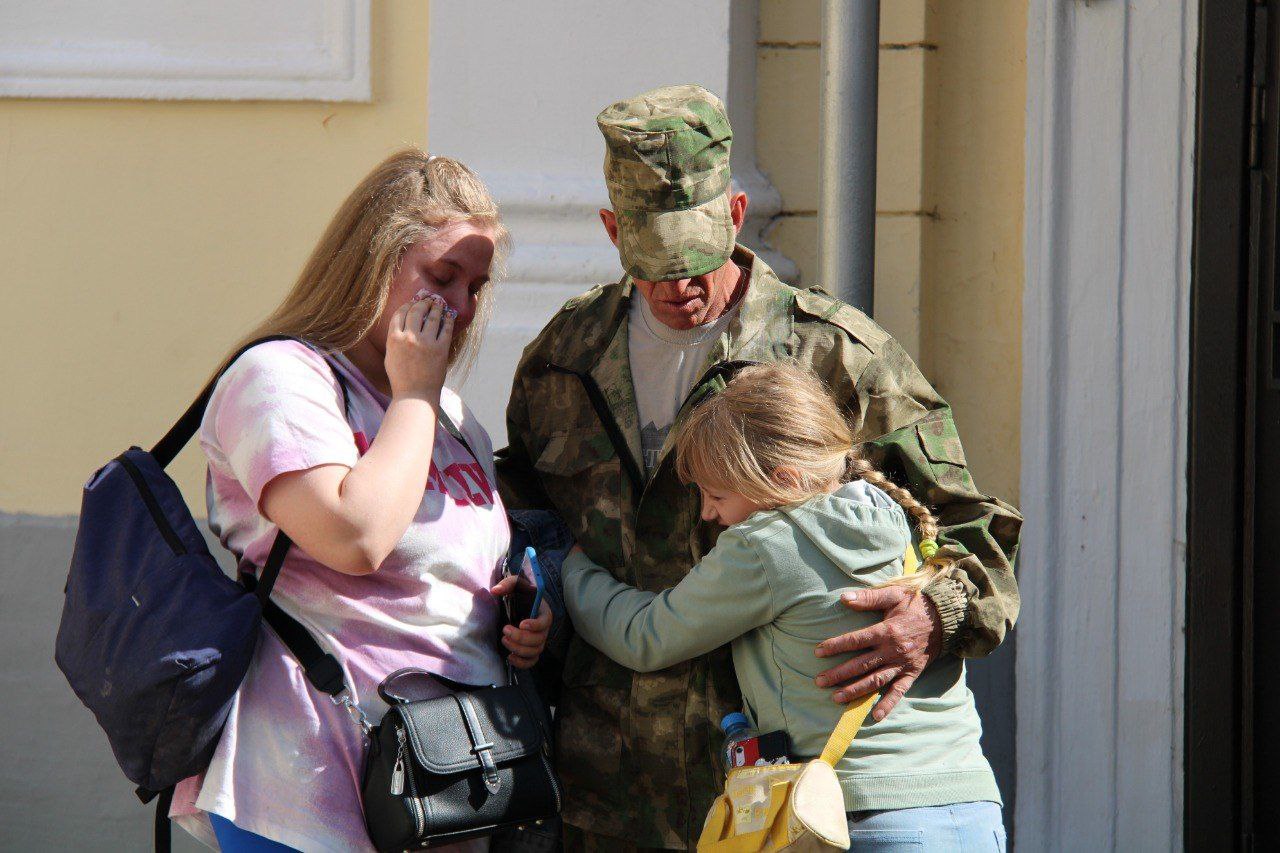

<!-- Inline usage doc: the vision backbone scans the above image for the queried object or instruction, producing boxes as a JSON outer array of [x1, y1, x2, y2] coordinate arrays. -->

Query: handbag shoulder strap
[[437, 406, 478, 462], [437, 409, 534, 649], [818, 544, 922, 767]]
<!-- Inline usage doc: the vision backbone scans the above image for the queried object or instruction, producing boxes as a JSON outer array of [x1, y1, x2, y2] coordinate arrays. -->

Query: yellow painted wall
[[919, 0, 1025, 506], [0, 2, 429, 515], [757, 0, 929, 360], [755, 0, 1024, 504]]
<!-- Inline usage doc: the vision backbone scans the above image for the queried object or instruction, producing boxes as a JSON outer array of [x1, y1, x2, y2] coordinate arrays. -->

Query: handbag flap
[[790, 760, 851, 848], [394, 684, 548, 774]]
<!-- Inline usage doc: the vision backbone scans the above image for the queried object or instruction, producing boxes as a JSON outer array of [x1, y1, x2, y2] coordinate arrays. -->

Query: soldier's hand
[[812, 587, 943, 721]]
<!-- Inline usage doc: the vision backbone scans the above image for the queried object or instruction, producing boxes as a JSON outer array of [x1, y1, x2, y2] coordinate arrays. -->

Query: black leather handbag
[[361, 667, 561, 851], [359, 412, 562, 850]]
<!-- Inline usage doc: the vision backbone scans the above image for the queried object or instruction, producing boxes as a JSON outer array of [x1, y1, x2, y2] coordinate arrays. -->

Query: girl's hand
[[385, 295, 453, 404], [490, 575, 553, 669], [502, 601, 552, 669]]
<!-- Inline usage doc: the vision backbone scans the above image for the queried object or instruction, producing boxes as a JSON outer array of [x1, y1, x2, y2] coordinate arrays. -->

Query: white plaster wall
[[428, 0, 787, 443], [1019, 1, 1195, 849], [0, 0, 370, 101]]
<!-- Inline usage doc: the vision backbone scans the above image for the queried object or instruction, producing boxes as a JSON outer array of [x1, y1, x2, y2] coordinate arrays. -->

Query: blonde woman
[[561, 363, 1004, 851], [170, 151, 551, 852]]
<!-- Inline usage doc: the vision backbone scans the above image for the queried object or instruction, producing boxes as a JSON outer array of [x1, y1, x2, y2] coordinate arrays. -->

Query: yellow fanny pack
[[695, 548, 922, 852]]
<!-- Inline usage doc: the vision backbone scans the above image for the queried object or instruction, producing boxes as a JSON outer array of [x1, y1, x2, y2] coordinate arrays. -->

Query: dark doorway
[[1187, 1, 1280, 848]]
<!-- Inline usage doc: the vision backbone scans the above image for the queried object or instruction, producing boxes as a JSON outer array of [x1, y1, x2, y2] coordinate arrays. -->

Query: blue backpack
[[54, 337, 353, 848]]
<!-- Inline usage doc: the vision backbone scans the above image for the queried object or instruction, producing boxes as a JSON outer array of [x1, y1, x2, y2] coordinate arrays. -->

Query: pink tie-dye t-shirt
[[171, 340, 508, 852]]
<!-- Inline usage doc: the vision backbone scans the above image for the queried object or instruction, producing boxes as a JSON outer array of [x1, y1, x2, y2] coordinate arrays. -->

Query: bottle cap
[[720, 712, 750, 734]]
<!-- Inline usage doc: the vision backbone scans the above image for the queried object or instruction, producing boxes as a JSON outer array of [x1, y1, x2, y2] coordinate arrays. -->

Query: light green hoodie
[[561, 480, 1000, 812]]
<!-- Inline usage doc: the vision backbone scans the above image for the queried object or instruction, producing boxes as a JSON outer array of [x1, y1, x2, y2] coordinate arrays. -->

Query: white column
[[428, 0, 790, 441], [1019, 1, 1195, 849]]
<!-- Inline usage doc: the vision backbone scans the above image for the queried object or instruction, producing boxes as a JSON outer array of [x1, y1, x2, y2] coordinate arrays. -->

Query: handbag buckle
[[331, 689, 372, 737]]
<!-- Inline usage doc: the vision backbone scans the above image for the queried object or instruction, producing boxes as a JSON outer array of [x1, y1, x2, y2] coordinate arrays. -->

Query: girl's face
[[370, 219, 497, 354], [696, 482, 766, 527]]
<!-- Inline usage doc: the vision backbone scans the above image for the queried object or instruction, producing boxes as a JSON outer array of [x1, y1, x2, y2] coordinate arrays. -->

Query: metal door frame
[[1186, 1, 1256, 847]]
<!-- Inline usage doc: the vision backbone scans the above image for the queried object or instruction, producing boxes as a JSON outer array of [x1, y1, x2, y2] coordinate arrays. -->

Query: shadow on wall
[[0, 512, 226, 850]]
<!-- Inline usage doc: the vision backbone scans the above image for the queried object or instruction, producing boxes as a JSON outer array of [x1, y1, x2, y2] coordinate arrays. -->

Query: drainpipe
[[818, 0, 880, 313]]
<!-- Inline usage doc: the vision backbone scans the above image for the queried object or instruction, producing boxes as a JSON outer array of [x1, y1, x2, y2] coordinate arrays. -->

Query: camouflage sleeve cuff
[[922, 575, 968, 653]]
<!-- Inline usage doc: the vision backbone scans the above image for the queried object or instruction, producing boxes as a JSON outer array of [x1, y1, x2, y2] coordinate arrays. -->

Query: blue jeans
[[846, 801, 1006, 851], [209, 814, 298, 852]]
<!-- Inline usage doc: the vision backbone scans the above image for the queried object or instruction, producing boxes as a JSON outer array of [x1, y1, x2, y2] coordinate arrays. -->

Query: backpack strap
[[151, 351, 479, 703], [151, 335, 305, 468], [818, 545, 922, 767], [150, 336, 353, 696], [145, 338, 353, 853], [152, 785, 174, 853]]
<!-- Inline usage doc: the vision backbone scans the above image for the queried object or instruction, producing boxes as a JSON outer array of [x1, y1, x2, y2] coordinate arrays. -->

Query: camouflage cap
[[597, 84, 735, 281]]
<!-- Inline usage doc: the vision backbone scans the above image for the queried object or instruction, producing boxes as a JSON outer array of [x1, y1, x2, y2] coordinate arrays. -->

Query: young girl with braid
[[561, 363, 1004, 848]]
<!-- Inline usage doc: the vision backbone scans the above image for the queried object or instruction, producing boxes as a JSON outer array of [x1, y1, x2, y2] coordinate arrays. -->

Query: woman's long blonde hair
[[674, 362, 952, 588], [226, 149, 509, 380]]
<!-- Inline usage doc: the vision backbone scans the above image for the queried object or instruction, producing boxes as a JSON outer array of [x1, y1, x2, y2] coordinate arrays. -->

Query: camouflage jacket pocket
[[916, 418, 968, 467], [533, 428, 624, 554], [534, 428, 617, 476]]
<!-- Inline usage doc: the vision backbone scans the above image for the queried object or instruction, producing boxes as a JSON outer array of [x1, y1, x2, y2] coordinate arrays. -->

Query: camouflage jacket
[[495, 246, 1022, 848]]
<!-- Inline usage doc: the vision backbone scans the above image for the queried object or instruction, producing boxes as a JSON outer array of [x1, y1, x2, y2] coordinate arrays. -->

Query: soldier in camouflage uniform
[[495, 85, 1021, 851]]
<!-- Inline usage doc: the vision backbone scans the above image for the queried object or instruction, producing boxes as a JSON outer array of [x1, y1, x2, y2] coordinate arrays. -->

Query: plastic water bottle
[[720, 712, 760, 771]]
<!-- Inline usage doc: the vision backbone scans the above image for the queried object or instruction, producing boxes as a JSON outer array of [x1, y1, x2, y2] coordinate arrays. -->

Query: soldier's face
[[631, 270, 736, 329], [696, 483, 766, 527]]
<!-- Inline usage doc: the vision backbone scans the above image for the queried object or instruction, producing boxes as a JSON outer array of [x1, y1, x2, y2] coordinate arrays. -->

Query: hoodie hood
[[777, 480, 912, 580]]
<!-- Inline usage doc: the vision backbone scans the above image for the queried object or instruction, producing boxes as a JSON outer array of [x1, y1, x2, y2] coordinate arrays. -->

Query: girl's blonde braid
[[846, 456, 954, 590]]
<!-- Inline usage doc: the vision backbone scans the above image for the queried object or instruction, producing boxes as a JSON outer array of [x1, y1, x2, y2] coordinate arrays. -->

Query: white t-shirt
[[627, 293, 738, 472], [171, 340, 504, 852]]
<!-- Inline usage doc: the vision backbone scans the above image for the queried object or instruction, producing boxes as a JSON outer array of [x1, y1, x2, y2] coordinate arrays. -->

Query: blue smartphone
[[509, 546, 545, 623]]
